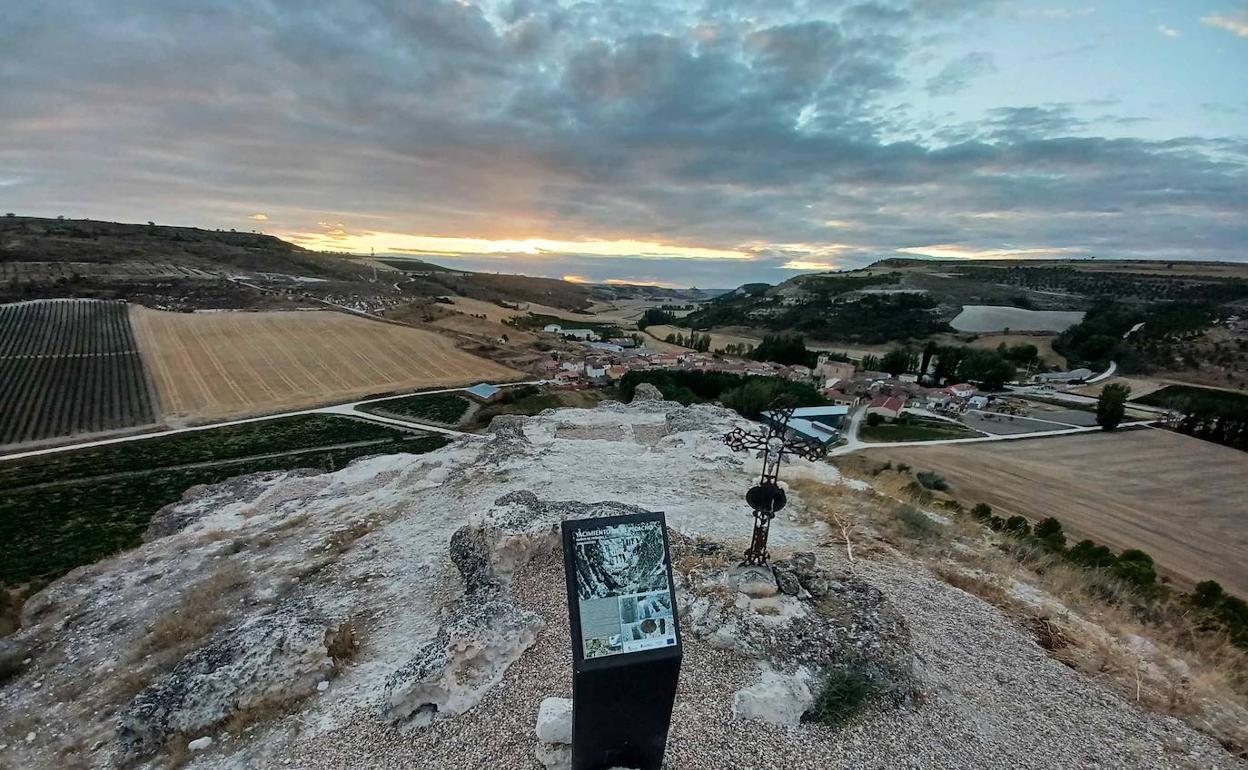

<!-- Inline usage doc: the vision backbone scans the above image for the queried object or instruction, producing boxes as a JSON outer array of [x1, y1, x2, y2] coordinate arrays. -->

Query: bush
[[1192, 580, 1225, 608], [1004, 515, 1031, 536], [970, 503, 993, 521], [896, 463, 911, 472], [988, 515, 1006, 531], [1034, 517, 1066, 550], [865, 412, 883, 427], [916, 471, 949, 491], [1113, 549, 1157, 588], [897, 504, 941, 539], [806, 667, 879, 727], [1067, 539, 1117, 570]]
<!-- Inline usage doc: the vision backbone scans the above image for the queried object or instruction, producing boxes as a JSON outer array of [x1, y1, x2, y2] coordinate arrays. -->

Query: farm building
[[761, 405, 849, 445], [464, 383, 502, 402], [867, 394, 908, 421], [559, 328, 599, 341], [1030, 368, 1094, 384], [946, 383, 976, 399]]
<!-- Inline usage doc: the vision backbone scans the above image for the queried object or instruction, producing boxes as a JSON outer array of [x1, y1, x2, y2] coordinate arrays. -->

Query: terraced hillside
[[0, 299, 158, 446]]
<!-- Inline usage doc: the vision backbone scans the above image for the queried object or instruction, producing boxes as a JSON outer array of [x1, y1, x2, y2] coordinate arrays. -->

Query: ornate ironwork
[[723, 406, 828, 566]]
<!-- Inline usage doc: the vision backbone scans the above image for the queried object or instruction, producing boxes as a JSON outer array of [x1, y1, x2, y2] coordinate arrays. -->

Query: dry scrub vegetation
[[790, 473, 1248, 759]]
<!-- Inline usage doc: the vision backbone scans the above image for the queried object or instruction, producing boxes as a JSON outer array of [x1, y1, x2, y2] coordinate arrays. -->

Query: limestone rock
[[0, 639, 29, 682], [734, 566, 778, 598], [631, 382, 663, 401], [535, 697, 572, 744], [383, 587, 543, 727], [732, 668, 815, 726], [663, 405, 712, 435], [116, 608, 346, 764], [773, 552, 833, 598], [535, 740, 571, 770], [187, 736, 212, 751], [773, 567, 802, 597]]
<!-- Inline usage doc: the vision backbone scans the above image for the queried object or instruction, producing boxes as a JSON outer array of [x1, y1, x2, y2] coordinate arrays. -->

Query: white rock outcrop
[[732, 668, 815, 726]]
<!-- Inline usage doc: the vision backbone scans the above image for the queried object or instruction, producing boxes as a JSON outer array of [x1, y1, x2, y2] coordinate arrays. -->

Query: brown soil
[[856, 429, 1248, 595]]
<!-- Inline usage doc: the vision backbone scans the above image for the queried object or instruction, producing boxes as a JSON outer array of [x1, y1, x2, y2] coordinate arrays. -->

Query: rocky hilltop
[[0, 391, 1241, 769]]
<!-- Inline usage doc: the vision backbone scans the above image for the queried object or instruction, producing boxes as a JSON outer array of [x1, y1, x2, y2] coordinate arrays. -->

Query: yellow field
[[131, 307, 521, 421], [859, 429, 1248, 595]]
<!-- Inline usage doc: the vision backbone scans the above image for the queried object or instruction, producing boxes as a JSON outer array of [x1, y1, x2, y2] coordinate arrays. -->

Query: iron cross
[[723, 406, 828, 566]]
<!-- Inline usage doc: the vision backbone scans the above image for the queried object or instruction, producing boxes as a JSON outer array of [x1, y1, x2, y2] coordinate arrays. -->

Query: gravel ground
[[276, 542, 1242, 770]]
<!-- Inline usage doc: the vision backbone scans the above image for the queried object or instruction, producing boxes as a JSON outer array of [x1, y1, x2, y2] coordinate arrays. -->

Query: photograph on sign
[[572, 520, 677, 659]]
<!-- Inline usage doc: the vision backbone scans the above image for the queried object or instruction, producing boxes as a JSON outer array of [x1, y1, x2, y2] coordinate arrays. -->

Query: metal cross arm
[[722, 407, 829, 565]]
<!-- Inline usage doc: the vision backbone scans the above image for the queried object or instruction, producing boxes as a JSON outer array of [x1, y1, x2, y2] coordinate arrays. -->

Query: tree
[[865, 412, 883, 427], [958, 349, 1016, 390], [880, 347, 917, 377], [1096, 383, 1131, 431]]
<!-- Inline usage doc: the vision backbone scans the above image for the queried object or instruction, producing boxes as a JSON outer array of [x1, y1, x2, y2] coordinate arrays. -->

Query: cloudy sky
[[2, 0, 1246, 288]]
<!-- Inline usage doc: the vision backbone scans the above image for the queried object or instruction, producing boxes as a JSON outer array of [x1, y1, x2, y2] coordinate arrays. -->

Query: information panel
[[570, 518, 679, 660]]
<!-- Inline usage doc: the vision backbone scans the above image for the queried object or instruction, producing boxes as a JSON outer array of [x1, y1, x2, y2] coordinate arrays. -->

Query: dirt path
[[856, 428, 1248, 595]]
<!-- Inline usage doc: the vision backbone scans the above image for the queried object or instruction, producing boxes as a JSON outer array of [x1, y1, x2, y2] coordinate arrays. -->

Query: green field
[[360, 392, 472, 425], [509, 312, 622, 338], [0, 414, 447, 588], [860, 415, 984, 443], [1136, 384, 1248, 412]]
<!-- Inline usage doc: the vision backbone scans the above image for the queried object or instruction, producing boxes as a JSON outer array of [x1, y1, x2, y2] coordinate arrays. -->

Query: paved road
[[1085, 361, 1117, 384], [0, 381, 547, 462], [828, 419, 1157, 457]]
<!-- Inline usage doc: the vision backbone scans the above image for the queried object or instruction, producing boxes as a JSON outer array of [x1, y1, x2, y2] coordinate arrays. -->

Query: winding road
[[0, 381, 547, 463]]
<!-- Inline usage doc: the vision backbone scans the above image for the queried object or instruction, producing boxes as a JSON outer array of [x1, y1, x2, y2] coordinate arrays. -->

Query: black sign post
[[561, 511, 682, 770]]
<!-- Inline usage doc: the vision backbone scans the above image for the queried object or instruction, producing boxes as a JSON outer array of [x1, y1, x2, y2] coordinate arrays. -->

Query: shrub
[[806, 667, 879, 727], [897, 504, 941, 539], [916, 471, 948, 491], [988, 515, 1006, 531], [1192, 580, 1225, 608], [1113, 549, 1157, 588], [1034, 517, 1066, 550], [866, 412, 883, 427], [970, 503, 993, 521], [1004, 515, 1031, 536], [896, 463, 911, 472], [1067, 539, 1117, 570]]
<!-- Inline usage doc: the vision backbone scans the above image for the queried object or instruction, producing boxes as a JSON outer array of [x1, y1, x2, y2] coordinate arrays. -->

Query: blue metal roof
[[465, 382, 501, 399]]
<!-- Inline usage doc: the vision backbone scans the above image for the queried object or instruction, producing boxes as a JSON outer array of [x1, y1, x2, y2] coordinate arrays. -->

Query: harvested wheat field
[[131, 307, 520, 421], [859, 429, 1248, 595]]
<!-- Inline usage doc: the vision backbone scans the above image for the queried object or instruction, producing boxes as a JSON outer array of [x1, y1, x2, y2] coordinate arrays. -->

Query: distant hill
[[683, 258, 1248, 349], [0, 215, 363, 280]]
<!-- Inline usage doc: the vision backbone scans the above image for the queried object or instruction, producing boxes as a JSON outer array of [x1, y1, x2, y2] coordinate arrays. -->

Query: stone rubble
[[0, 396, 1241, 770]]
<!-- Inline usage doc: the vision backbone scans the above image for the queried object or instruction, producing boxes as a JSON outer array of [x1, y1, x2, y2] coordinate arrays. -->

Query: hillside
[[680, 260, 1248, 383], [0, 394, 1243, 768], [0, 216, 363, 280], [0, 216, 614, 313]]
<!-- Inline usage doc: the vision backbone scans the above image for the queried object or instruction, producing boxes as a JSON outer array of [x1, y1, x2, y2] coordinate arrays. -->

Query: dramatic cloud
[[0, 0, 1245, 287]]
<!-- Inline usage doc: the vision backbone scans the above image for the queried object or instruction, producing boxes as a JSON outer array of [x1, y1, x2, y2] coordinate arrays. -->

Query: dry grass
[[133, 563, 248, 662], [131, 306, 521, 421], [799, 472, 1248, 758]]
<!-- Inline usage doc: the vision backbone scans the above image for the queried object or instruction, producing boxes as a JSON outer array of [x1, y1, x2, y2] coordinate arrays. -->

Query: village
[[532, 323, 1127, 447]]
